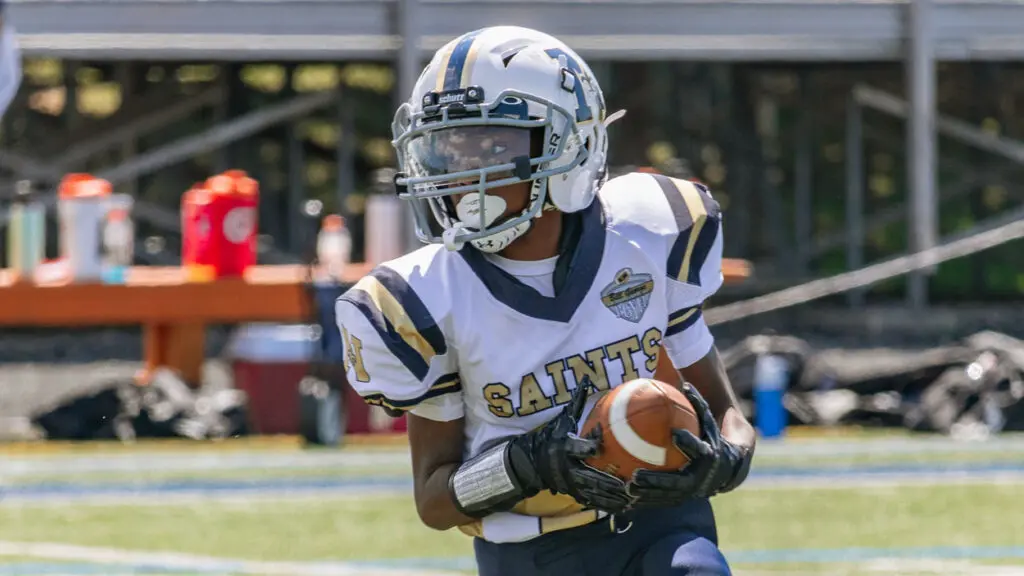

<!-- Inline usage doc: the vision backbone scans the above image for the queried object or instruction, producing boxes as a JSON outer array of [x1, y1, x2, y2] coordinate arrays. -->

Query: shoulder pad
[[600, 172, 722, 287], [335, 244, 460, 413]]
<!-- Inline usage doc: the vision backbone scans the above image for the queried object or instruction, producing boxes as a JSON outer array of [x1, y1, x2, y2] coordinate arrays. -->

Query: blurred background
[[1, 1, 1024, 575]]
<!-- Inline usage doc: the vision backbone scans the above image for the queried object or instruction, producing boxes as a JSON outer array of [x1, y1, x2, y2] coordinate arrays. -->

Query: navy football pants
[[473, 499, 731, 576]]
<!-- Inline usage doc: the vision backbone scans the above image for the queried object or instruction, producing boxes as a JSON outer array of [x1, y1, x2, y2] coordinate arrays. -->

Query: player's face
[[406, 126, 535, 224], [406, 125, 531, 183]]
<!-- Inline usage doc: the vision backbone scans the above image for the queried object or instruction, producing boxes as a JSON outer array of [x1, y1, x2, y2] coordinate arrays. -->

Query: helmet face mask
[[405, 125, 531, 185], [393, 87, 587, 249], [391, 27, 610, 253]]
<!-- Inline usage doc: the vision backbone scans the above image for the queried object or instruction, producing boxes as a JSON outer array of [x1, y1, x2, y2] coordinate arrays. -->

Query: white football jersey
[[336, 172, 724, 542]]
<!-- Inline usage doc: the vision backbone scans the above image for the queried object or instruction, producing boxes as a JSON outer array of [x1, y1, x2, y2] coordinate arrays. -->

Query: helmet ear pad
[[528, 126, 561, 212], [544, 127, 597, 214]]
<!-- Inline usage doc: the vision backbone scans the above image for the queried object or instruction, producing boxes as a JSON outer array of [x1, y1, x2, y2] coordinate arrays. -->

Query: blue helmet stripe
[[442, 30, 482, 91]]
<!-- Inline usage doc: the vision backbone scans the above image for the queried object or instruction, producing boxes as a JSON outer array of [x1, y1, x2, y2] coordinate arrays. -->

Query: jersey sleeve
[[335, 262, 464, 422], [651, 175, 725, 368]]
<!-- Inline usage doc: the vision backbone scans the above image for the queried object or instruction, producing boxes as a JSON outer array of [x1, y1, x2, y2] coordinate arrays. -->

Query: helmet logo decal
[[544, 48, 593, 123]]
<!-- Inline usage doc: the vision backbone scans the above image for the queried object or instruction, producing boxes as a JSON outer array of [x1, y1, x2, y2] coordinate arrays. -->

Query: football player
[[336, 26, 755, 576], [0, 0, 21, 119]]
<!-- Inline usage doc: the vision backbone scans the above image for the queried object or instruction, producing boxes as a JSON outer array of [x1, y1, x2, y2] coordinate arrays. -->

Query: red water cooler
[[182, 171, 259, 278]]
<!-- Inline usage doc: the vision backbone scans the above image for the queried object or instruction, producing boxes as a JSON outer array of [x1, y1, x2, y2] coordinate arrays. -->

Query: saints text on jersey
[[482, 325, 663, 419]]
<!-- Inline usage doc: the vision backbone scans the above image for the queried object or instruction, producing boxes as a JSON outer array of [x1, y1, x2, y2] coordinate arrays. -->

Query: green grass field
[[3, 432, 1024, 575]]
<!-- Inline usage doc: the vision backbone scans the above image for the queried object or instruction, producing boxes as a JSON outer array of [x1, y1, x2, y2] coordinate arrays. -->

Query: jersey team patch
[[600, 267, 654, 323]]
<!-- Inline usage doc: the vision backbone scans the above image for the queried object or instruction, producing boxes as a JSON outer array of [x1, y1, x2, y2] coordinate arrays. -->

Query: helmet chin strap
[[441, 198, 535, 254], [442, 222, 468, 252], [469, 219, 532, 253], [446, 179, 546, 254]]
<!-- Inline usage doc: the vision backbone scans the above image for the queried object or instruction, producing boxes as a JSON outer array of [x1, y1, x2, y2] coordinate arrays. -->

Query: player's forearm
[[415, 462, 476, 531], [679, 347, 756, 452], [721, 405, 756, 451], [407, 414, 544, 531]]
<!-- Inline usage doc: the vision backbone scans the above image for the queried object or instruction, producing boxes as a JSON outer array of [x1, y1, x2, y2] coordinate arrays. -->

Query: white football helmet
[[392, 26, 621, 253], [0, 6, 21, 119]]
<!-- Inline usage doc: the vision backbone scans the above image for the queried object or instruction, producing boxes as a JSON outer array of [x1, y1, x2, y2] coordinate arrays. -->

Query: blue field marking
[[750, 462, 1024, 477], [3, 461, 1023, 500], [0, 476, 413, 498]]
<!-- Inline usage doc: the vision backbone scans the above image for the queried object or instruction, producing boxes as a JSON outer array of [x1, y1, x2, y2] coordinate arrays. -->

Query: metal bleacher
[[11, 0, 1024, 62], [7, 0, 1024, 309]]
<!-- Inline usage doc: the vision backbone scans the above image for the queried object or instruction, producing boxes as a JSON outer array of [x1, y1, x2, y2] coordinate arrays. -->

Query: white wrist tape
[[450, 441, 523, 516]]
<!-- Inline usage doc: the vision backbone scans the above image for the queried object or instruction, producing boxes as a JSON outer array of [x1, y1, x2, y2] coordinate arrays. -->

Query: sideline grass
[[3, 484, 1022, 562], [4, 431, 1023, 575]]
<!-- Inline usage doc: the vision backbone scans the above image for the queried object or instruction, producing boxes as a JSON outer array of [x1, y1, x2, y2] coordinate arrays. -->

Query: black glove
[[509, 381, 634, 514], [627, 383, 753, 507], [449, 380, 634, 518]]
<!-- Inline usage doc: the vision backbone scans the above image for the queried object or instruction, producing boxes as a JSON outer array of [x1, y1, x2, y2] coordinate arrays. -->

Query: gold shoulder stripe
[[667, 306, 699, 330], [669, 178, 711, 284], [352, 275, 438, 363], [339, 266, 446, 382], [651, 174, 722, 285]]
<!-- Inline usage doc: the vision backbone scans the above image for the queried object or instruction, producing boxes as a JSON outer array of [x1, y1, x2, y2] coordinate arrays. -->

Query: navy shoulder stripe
[[338, 267, 446, 381], [651, 174, 722, 286]]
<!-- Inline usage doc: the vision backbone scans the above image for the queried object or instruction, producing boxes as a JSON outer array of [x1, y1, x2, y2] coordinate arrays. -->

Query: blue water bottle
[[753, 354, 789, 438]]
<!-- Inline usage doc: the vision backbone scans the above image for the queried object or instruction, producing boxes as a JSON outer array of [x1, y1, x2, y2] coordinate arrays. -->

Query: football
[[580, 378, 702, 482]]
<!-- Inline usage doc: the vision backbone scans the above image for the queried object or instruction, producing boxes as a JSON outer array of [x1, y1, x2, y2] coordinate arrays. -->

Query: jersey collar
[[458, 198, 607, 323]]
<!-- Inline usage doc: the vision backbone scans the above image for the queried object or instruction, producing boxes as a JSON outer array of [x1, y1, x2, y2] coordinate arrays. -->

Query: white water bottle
[[58, 175, 112, 283], [317, 214, 351, 281]]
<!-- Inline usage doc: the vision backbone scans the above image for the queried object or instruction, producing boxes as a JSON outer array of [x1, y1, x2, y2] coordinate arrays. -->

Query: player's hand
[[627, 383, 752, 506], [509, 381, 634, 514]]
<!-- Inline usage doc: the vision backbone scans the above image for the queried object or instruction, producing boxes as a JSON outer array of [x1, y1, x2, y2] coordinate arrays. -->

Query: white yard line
[[0, 541, 465, 576], [859, 559, 1024, 575], [735, 559, 1024, 576], [744, 470, 1024, 490]]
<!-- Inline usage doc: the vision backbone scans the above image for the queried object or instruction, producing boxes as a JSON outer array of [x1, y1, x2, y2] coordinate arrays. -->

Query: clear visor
[[402, 126, 531, 184]]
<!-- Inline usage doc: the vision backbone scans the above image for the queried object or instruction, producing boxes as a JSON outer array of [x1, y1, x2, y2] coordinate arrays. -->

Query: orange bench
[[0, 264, 369, 384], [0, 259, 750, 384]]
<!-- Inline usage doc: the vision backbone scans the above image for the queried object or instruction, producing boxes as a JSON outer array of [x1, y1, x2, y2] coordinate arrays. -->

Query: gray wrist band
[[449, 441, 525, 518]]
